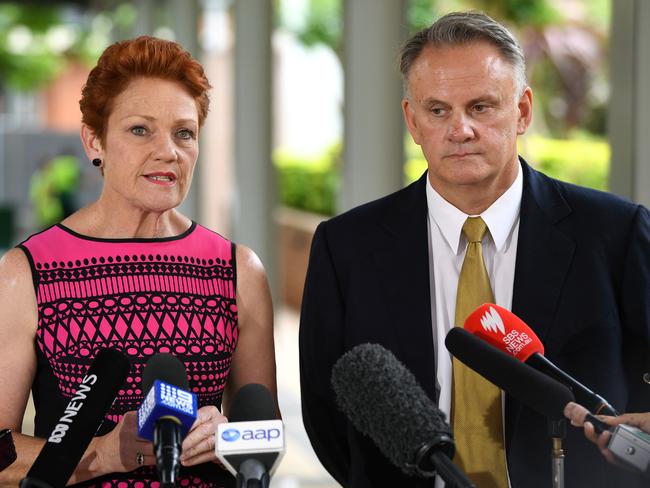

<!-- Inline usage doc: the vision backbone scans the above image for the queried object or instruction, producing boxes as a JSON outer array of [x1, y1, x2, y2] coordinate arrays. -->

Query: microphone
[[0, 429, 16, 472], [215, 383, 284, 488], [137, 353, 198, 488], [445, 327, 575, 419], [464, 303, 618, 416], [330, 343, 475, 488], [20, 348, 130, 488]]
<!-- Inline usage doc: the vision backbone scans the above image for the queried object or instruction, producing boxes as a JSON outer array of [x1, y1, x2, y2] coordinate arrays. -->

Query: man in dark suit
[[299, 11, 650, 488]]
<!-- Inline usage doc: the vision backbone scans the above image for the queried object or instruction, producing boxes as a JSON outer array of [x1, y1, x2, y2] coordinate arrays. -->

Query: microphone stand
[[548, 419, 566, 488]]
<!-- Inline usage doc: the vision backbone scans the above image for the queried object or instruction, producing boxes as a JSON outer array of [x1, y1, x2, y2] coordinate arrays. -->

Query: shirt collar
[[426, 162, 523, 254]]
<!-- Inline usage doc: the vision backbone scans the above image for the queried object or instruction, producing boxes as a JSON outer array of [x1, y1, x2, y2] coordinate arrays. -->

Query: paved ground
[[21, 306, 339, 487], [272, 307, 339, 488]]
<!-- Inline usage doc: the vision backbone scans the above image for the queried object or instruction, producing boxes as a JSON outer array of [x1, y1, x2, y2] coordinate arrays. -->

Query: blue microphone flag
[[137, 379, 198, 441]]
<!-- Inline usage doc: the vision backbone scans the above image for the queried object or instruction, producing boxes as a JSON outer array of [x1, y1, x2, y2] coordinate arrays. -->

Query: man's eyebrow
[[467, 95, 500, 105], [421, 97, 450, 108], [420, 95, 500, 108]]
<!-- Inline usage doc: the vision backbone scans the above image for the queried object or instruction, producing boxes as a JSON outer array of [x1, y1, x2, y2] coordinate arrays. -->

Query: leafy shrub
[[522, 135, 609, 190], [274, 144, 340, 216]]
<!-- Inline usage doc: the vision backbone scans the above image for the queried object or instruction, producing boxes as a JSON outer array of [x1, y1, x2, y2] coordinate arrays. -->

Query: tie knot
[[462, 217, 488, 243]]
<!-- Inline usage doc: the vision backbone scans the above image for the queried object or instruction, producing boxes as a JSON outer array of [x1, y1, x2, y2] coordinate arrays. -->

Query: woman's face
[[97, 77, 200, 214]]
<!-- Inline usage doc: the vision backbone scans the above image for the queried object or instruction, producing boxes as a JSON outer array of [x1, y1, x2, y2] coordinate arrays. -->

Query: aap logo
[[221, 429, 241, 442]]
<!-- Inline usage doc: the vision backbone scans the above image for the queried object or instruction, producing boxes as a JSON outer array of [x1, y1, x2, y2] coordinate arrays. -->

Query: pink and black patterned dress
[[19, 222, 238, 487]]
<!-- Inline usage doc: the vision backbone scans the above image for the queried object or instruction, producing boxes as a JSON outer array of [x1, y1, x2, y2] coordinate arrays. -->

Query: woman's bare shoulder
[[0, 247, 37, 323], [0, 247, 33, 281], [234, 244, 272, 323], [235, 244, 266, 282]]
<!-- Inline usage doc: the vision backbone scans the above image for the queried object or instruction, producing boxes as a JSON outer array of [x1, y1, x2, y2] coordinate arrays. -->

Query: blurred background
[[1, 0, 649, 486]]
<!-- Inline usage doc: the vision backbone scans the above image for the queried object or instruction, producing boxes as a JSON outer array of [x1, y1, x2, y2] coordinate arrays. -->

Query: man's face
[[402, 41, 532, 212]]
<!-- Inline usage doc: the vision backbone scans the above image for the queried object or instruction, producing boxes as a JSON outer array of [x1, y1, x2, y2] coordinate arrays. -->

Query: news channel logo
[[221, 429, 241, 442], [220, 427, 281, 442]]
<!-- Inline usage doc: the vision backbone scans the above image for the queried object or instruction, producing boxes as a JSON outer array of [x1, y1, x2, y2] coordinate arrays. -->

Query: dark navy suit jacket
[[299, 160, 650, 487]]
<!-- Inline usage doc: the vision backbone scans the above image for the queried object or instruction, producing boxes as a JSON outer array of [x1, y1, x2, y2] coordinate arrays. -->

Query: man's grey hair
[[400, 11, 527, 99]]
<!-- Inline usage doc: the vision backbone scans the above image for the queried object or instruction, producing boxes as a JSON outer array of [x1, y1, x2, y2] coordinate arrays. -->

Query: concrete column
[[608, 0, 650, 206], [233, 0, 276, 289], [341, 0, 407, 212], [200, 2, 234, 237], [168, 0, 202, 220], [132, 0, 156, 37]]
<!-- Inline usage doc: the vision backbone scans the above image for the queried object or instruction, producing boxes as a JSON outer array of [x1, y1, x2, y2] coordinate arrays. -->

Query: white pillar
[[341, 0, 407, 212], [169, 0, 202, 221], [233, 0, 276, 289], [200, 2, 234, 237], [608, 0, 650, 206]]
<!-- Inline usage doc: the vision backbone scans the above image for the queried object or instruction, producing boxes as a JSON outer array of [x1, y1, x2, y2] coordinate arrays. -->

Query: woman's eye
[[131, 126, 147, 136], [177, 129, 195, 140]]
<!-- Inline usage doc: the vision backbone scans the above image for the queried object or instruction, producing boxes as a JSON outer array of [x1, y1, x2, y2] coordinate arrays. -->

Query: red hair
[[80, 36, 211, 144]]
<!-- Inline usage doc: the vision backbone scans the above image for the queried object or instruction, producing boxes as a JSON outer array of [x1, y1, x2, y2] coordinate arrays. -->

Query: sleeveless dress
[[19, 222, 238, 487]]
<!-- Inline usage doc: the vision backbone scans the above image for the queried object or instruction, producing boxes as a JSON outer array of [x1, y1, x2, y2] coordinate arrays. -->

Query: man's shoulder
[[527, 164, 641, 219]]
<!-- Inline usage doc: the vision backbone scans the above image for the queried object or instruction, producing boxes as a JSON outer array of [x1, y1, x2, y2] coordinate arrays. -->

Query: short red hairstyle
[[80, 36, 211, 144]]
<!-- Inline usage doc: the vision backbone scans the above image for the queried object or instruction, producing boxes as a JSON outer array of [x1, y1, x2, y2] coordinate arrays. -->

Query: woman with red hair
[[0, 36, 277, 487]]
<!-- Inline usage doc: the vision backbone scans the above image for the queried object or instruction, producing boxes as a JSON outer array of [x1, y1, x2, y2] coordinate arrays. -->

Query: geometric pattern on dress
[[33, 254, 238, 423], [22, 225, 239, 487]]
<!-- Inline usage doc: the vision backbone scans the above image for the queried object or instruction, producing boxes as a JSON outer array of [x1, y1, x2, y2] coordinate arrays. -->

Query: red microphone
[[464, 303, 618, 416], [464, 303, 543, 361]]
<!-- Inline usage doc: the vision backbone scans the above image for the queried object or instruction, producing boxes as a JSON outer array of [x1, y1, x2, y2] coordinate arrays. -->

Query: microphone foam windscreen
[[141, 353, 189, 394], [331, 343, 451, 476], [229, 383, 277, 422], [464, 303, 544, 361], [445, 328, 573, 419]]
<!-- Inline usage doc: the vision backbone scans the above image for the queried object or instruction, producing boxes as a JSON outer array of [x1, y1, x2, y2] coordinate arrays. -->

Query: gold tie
[[452, 217, 508, 487]]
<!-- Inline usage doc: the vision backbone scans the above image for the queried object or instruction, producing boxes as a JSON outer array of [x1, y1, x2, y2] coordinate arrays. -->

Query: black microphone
[[330, 343, 475, 488], [445, 327, 575, 419], [138, 353, 198, 488], [20, 348, 130, 488], [0, 429, 16, 472], [215, 383, 284, 488]]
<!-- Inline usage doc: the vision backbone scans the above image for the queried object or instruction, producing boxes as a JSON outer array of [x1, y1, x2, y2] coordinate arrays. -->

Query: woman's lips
[[144, 173, 177, 185]]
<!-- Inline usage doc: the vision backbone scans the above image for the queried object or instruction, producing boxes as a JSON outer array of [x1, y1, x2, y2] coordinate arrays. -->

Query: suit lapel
[[506, 160, 576, 447], [372, 173, 437, 399], [512, 162, 575, 341]]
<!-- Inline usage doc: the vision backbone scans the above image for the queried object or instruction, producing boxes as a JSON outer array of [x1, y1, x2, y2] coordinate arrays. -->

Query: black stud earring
[[92, 158, 101, 167]]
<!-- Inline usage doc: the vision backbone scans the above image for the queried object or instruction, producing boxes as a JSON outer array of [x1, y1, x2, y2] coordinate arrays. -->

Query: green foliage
[[0, 4, 59, 32], [408, 0, 437, 33], [0, 4, 64, 90], [469, 0, 559, 26], [274, 144, 341, 216], [299, 0, 341, 53], [584, 0, 611, 30], [523, 135, 609, 190], [276, 0, 342, 55], [30, 155, 81, 227], [0, 2, 135, 91]]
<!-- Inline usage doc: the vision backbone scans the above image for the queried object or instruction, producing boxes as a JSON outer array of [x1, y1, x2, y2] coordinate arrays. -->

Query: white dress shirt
[[426, 164, 522, 487]]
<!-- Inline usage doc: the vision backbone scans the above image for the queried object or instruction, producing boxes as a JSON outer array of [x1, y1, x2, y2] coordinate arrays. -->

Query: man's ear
[[402, 97, 421, 145], [80, 124, 103, 160], [516, 87, 533, 135]]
